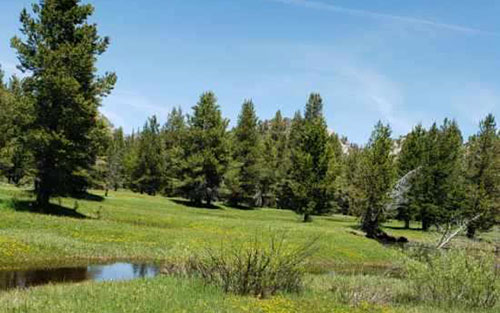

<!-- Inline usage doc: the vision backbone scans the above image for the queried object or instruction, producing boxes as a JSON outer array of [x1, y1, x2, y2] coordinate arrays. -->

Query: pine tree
[[0, 67, 13, 178], [11, 0, 116, 207], [465, 114, 500, 238], [132, 116, 166, 195], [278, 94, 334, 222], [328, 132, 345, 213], [106, 127, 126, 192], [162, 107, 186, 196], [225, 100, 262, 207], [180, 92, 229, 205], [396, 124, 426, 228], [0, 75, 34, 185], [88, 115, 113, 193], [122, 130, 140, 189], [341, 143, 365, 216], [360, 121, 396, 238], [417, 120, 465, 231], [260, 110, 290, 207]]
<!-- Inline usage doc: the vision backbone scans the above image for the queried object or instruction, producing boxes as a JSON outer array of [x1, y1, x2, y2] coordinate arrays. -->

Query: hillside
[[0, 185, 498, 313]]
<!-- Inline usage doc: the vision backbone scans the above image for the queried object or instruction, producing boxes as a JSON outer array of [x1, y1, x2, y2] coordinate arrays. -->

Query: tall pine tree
[[132, 116, 166, 195], [11, 0, 116, 207], [180, 92, 229, 205], [106, 127, 126, 192], [260, 110, 290, 207], [360, 121, 396, 238], [417, 120, 465, 231], [162, 107, 186, 196], [465, 114, 500, 238], [225, 100, 262, 207], [278, 94, 334, 222], [396, 124, 426, 228], [0, 75, 33, 185]]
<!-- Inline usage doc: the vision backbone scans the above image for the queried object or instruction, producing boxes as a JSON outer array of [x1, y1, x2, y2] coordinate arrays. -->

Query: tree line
[[0, 0, 498, 240]]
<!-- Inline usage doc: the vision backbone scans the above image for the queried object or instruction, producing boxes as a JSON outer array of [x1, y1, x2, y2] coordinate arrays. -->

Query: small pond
[[0, 262, 161, 292]]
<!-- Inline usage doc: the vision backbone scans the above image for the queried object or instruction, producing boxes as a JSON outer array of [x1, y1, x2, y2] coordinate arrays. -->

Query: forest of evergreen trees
[[0, 0, 498, 240]]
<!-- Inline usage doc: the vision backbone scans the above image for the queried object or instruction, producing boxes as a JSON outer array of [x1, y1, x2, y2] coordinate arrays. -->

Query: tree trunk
[[422, 217, 430, 231], [36, 187, 50, 210], [466, 225, 476, 239], [303, 214, 312, 223], [364, 224, 378, 239], [404, 219, 410, 229]]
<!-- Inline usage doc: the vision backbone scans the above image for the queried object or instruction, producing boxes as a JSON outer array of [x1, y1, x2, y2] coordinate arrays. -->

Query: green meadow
[[0, 184, 498, 313]]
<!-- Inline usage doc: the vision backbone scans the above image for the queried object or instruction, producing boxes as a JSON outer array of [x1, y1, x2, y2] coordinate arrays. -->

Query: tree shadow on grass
[[224, 203, 256, 211], [72, 192, 105, 202], [346, 225, 409, 245], [10, 200, 89, 219], [383, 225, 420, 231], [170, 199, 222, 210]]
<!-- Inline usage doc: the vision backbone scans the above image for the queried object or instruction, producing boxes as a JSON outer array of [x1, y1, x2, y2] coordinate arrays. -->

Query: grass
[[0, 274, 496, 313], [0, 183, 498, 312], [0, 184, 403, 270]]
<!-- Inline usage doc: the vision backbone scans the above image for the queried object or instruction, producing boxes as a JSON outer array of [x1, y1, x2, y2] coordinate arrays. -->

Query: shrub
[[185, 234, 318, 298], [405, 248, 499, 309], [330, 275, 406, 306]]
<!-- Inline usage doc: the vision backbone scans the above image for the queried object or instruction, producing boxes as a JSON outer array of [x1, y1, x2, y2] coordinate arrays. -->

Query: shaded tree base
[[170, 198, 222, 210], [366, 229, 408, 245]]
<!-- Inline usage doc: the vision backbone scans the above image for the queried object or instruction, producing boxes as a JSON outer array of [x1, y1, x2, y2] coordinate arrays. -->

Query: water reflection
[[0, 263, 160, 291]]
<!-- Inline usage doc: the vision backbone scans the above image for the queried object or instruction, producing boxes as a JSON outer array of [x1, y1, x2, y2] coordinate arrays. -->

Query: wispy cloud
[[336, 64, 413, 135], [271, 0, 494, 35], [102, 90, 171, 132], [106, 90, 171, 116]]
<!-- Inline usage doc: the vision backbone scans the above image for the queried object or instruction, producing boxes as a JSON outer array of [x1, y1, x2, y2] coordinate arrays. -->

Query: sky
[[1, 0, 499, 144]]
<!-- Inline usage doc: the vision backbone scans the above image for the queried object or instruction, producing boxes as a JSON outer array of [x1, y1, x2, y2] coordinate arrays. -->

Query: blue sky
[[1, 0, 499, 144]]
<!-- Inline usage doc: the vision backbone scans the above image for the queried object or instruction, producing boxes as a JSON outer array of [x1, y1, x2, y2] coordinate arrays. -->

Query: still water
[[0, 262, 161, 291]]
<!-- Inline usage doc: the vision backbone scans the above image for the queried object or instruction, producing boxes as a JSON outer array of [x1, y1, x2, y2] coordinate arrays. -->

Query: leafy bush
[[185, 235, 318, 298], [405, 249, 499, 309]]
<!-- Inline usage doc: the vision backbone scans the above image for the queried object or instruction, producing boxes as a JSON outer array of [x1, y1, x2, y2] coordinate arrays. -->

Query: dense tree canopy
[[179, 92, 229, 206], [359, 122, 396, 238], [11, 0, 116, 207], [465, 114, 500, 238], [0, 0, 497, 240], [224, 100, 263, 207], [278, 94, 335, 222]]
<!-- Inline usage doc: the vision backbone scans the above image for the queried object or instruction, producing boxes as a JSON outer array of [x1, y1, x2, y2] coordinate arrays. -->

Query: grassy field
[[0, 184, 498, 312]]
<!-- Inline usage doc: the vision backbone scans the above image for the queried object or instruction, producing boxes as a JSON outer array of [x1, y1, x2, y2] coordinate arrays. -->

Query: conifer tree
[[132, 116, 166, 195], [328, 132, 345, 213], [11, 0, 116, 207], [225, 100, 262, 207], [396, 124, 426, 228], [260, 110, 290, 207], [122, 130, 140, 189], [341, 143, 365, 216], [180, 92, 229, 205], [360, 122, 396, 238], [89, 115, 113, 193], [0, 75, 33, 185], [465, 114, 500, 238], [278, 94, 334, 222], [162, 107, 186, 196], [106, 127, 126, 192], [417, 120, 465, 231], [0, 67, 13, 178]]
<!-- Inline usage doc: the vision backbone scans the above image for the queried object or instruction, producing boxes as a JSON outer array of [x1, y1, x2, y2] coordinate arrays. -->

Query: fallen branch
[[436, 214, 482, 249]]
